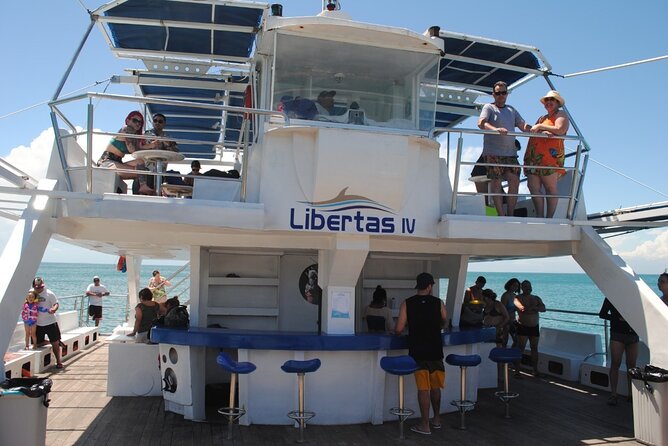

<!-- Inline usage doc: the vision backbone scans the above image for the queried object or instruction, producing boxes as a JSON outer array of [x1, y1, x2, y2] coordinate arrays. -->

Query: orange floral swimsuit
[[523, 114, 565, 177]]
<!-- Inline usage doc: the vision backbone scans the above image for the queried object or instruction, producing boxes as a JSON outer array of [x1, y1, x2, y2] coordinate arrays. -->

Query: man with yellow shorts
[[395, 272, 447, 435]]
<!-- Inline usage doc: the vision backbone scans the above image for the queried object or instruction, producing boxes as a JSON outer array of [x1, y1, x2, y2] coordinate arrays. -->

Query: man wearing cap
[[477, 81, 531, 217], [85, 276, 110, 327], [315, 90, 337, 115], [33, 277, 64, 369], [395, 272, 447, 435]]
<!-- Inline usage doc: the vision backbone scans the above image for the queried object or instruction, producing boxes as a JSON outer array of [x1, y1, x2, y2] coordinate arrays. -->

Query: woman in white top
[[364, 285, 395, 333]]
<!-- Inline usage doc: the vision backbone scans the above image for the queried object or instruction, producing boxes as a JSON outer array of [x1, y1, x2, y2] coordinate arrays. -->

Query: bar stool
[[445, 353, 482, 429], [216, 352, 256, 440], [281, 358, 321, 443], [380, 355, 418, 440], [488, 348, 522, 419]]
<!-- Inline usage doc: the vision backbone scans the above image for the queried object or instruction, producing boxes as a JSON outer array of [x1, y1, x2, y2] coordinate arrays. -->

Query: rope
[[0, 79, 112, 120], [589, 157, 668, 199]]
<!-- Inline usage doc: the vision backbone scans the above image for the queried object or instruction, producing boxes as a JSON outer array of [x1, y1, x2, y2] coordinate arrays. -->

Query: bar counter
[[150, 327, 496, 424]]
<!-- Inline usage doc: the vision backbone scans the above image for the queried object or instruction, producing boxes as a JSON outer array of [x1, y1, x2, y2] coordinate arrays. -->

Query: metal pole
[[398, 375, 405, 439], [52, 18, 96, 101], [450, 134, 464, 214], [50, 111, 73, 192], [566, 143, 582, 219], [460, 367, 467, 429], [298, 373, 305, 443], [227, 373, 237, 440], [87, 101, 94, 193]]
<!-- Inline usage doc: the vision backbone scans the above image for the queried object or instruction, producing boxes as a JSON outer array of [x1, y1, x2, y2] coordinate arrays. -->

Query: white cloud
[[611, 228, 668, 273], [5, 127, 110, 180]]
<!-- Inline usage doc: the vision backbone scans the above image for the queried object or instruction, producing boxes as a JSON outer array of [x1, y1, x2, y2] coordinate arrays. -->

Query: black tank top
[[405, 294, 443, 361]]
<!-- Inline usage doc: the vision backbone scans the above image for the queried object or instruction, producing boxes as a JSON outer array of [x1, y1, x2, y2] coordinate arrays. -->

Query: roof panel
[[104, 0, 264, 60]]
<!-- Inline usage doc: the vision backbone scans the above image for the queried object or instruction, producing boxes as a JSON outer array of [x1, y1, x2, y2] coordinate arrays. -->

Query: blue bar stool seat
[[488, 348, 522, 419], [281, 358, 322, 443], [445, 354, 482, 429], [217, 352, 257, 439], [380, 355, 418, 440]]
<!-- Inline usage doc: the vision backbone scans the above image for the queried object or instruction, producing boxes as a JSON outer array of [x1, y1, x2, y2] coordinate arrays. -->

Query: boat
[[0, 0, 666, 443]]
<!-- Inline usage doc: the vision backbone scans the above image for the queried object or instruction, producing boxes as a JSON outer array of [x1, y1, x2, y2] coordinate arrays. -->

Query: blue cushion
[[446, 354, 482, 367], [488, 347, 522, 363], [217, 352, 256, 374], [281, 358, 322, 374], [380, 355, 419, 376]]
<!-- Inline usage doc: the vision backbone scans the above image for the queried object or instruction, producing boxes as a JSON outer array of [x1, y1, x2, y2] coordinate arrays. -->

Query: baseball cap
[[93, 276, 100, 280], [32, 277, 45, 288], [415, 272, 435, 290], [318, 90, 336, 99]]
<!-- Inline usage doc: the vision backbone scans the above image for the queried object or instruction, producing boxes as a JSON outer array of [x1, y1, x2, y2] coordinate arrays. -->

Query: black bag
[[164, 305, 190, 328], [628, 364, 668, 393]]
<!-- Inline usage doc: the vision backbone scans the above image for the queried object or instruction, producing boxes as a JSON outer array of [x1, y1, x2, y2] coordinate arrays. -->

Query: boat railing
[[58, 293, 130, 329], [432, 127, 588, 220], [543, 307, 608, 358], [48, 91, 289, 200]]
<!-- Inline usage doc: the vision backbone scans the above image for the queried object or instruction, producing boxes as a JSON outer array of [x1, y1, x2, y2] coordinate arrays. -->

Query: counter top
[[150, 326, 495, 350]]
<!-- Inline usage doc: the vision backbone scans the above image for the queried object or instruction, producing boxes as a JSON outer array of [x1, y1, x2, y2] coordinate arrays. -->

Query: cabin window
[[272, 33, 439, 131]]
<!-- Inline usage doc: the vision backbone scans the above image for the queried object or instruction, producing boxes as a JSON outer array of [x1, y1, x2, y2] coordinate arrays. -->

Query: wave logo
[[289, 187, 416, 234], [298, 187, 395, 214]]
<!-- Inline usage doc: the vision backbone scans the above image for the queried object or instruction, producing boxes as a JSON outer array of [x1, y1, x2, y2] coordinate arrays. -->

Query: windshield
[[272, 33, 439, 132]]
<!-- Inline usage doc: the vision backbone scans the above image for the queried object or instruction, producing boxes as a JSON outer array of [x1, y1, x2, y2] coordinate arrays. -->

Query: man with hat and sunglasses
[[85, 275, 110, 327], [33, 277, 64, 369], [395, 272, 447, 435]]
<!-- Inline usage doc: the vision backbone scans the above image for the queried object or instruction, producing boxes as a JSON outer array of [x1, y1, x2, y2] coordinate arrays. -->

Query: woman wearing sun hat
[[524, 90, 569, 218]]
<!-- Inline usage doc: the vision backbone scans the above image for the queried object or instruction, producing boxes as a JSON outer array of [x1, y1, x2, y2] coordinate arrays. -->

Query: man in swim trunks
[[395, 272, 447, 435], [514, 280, 546, 376], [477, 81, 531, 216]]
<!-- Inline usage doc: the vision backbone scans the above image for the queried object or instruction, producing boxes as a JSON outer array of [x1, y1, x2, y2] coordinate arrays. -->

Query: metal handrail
[[435, 127, 586, 219], [541, 307, 609, 358], [48, 91, 290, 198]]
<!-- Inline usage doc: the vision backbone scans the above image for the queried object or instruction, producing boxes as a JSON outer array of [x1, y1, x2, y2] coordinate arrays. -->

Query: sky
[[0, 0, 666, 273]]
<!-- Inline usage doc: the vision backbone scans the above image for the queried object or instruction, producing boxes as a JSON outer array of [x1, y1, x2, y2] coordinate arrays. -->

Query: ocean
[[31, 263, 661, 343]]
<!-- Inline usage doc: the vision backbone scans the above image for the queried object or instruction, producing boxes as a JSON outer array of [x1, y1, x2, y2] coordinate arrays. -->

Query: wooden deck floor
[[41, 339, 642, 446]]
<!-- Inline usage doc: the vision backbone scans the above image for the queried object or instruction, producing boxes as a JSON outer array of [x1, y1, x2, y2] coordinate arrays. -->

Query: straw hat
[[540, 90, 565, 107]]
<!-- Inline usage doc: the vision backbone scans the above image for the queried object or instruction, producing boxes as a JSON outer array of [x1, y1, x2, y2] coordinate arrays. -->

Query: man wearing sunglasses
[[139, 113, 181, 190], [477, 81, 531, 216], [143, 114, 178, 152]]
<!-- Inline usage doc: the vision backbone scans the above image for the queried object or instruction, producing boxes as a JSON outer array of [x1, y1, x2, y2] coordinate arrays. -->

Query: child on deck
[[21, 290, 39, 349]]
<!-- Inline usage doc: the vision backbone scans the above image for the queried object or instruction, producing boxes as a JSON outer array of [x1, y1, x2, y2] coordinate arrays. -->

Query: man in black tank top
[[395, 272, 447, 435]]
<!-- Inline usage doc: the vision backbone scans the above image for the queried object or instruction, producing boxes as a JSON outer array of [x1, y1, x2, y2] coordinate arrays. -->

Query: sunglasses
[[131, 118, 143, 124], [493, 91, 508, 96], [192, 168, 200, 171], [153, 119, 165, 123]]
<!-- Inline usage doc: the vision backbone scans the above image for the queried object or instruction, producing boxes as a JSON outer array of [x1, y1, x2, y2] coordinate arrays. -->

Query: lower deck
[[42, 338, 641, 445]]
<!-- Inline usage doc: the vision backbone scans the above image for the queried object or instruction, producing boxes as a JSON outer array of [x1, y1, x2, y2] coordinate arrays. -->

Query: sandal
[[56, 363, 64, 369], [430, 422, 442, 430], [410, 426, 431, 435]]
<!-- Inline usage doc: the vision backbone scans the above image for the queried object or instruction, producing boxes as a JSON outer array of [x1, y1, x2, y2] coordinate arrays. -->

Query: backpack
[[164, 305, 189, 328]]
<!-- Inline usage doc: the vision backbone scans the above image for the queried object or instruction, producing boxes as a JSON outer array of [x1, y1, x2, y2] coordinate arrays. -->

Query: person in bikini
[[97, 110, 154, 195]]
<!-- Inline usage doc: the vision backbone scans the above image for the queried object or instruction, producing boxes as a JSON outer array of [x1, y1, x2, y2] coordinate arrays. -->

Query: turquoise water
[[33, 262, 189, 334], [30, 263, 660, 338]]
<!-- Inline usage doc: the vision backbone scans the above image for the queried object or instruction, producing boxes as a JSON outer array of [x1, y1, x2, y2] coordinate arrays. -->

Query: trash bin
[[629, 364, 668, 446], [0, 377, 52, 446]]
